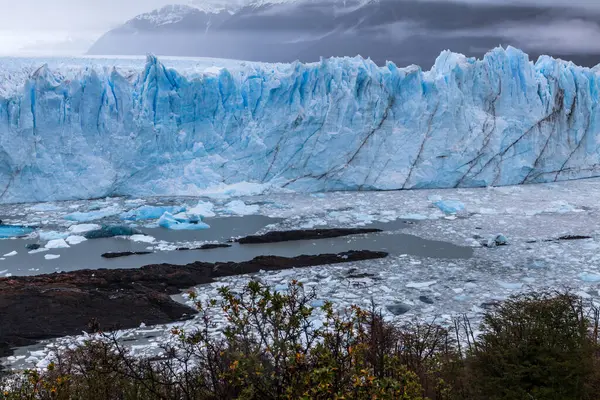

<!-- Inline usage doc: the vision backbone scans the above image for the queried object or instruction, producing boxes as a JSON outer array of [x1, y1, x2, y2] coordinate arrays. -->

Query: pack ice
[[1, 46, 600, 203]]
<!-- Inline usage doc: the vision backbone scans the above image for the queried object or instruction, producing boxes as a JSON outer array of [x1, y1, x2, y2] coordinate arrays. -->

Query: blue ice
[[120, 205, 186, 221], [2, 47, 600, 203], [0, 225, 35, 239], [158, 212, 210, 231]]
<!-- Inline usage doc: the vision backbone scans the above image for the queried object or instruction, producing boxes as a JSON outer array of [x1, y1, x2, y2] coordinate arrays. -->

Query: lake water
[[0, 217, 472, 276]]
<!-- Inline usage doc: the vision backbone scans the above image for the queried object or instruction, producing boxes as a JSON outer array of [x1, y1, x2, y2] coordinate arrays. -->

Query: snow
[[224, 200, 260, 216], [3, 47, 600, 203], [45, 239, 70, 249], [2, 251, 17, 257], [133, 5, 202, 26], [44, 254, 61, 260]]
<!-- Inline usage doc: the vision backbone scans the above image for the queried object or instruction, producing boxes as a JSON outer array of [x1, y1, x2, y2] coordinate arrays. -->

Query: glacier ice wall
[[1, 47, 600, 203]]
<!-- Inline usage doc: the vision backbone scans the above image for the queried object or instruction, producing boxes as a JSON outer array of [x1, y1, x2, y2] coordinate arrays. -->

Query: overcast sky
[[0, 0, 176, 55], [1, 0, 600, 57]]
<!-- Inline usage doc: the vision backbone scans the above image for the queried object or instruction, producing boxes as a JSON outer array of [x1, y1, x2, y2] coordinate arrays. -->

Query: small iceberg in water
[[0, 225, 35, 239]]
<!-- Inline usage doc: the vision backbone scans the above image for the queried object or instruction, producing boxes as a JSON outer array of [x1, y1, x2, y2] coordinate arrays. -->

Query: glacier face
[[1, 47, 600, 203]]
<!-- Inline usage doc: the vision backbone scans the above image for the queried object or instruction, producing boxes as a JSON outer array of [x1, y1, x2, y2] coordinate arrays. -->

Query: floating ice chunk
[[0, 225, 35, 239], [29, 248, 49, 254], [310, 300, 326, 308], [84, 226, 141, 239], [44, 254, 60, 260], [547, 201, 582, 214], [406, 281, 437, 289], [186, 200, 216, 218], [199, 182, 273, 199], [158, 212, 210, 231], [45, 239, 70, 249], [400, 213, 429, 220], [224, 200, 260, 216], [494, 234, 508, 246], [484, 234, 509, 248], [28, 203, 62, 212], [68, 224, 102, 234], [454, 295, 470, 301], [434, 200, 465, 215], [579, 273, 600, 283], [275, 284, 288, 292], [66, 235, 87, 245], [0, 269, 7, 274], [129, 234, 156, 243], [120, 205, 185, 221], [497, 281, 524, 290], [39, 231, 69, 241], [386, 303, 411, 315], [3, 251, 17, 257], [64, 207, 120, 222]]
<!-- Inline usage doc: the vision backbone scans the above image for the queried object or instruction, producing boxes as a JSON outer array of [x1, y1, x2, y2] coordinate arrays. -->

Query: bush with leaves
[[467, 292, 600, 400], [4, 284, 599, 400]]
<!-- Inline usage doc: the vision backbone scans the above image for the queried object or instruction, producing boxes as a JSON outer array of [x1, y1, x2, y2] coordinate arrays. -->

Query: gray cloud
[[438, 18, 600, 54], [1, 0, 599, 59], [0, 0, 175, 31], [419, 0, 600, 12]]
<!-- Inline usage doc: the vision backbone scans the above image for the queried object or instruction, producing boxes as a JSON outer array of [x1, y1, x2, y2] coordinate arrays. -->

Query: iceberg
[[83, 226, 141, 239], [120, 205, 185, 221], [224, 200, 259, 216], [158, 212, 210, 230], [45, 239, 70, 249], [64, 207, 121, 222], [433, 200, 465, 215], [186, 201, 216, 218], [0, 225, 35, 238], [2, 47, 600, 203]]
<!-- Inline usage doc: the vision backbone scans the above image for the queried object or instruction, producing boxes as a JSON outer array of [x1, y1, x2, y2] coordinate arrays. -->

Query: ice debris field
[[5, 177, 600, 369], [2, 47, 600, 203]]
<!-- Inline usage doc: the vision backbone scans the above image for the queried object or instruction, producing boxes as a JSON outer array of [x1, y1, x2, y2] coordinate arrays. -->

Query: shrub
[[468, 292, 600, 400], [3, 286, 599, 399]]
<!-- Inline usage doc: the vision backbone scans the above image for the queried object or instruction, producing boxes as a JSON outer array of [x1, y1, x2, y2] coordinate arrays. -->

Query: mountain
[[88, 0, 600, 68], [1, 47, 600, 203]]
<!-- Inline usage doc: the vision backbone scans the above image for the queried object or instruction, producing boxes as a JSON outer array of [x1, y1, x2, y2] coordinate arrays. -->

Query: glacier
[[1, 47, 600, 203]]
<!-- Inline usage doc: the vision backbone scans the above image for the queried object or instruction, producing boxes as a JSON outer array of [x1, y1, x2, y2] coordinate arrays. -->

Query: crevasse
[[1, 46, 599, 203]]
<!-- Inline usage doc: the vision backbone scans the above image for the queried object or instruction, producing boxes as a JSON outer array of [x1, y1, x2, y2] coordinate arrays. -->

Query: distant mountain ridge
[[88, 0, 600, 68]]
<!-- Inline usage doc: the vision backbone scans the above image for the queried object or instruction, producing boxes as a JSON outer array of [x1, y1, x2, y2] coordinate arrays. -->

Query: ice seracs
[[2, 47, 600, 203]]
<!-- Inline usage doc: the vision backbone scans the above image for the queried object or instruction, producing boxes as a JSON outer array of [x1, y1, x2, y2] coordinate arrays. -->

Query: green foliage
[[468, 292, 600, 400], [3, 287, 600, 400]]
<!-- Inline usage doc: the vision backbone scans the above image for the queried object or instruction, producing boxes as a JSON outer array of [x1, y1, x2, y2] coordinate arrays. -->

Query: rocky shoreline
[[0, 250, 388, 361]]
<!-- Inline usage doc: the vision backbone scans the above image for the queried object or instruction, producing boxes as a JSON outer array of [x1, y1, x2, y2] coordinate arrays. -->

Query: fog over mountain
[[87, 0, 600, 67]]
